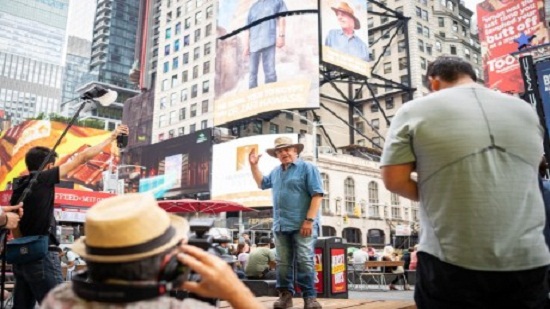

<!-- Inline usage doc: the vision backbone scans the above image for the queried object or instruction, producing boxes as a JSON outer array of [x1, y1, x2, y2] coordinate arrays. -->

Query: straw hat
[[331, 1, 361, 30], [72, 193, 189, 263], [265, 136, 304, 158]]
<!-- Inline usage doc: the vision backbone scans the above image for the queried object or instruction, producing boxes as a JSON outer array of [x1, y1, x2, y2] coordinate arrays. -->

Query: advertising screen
[[477, 0, 549, 93], [211, 134, 300, 207], [214, 0, 319, 125], [320, 0, 370, 77], [536, 61, 550, 138], [0, 120, 120, 191], [139, 129, 211, 198]]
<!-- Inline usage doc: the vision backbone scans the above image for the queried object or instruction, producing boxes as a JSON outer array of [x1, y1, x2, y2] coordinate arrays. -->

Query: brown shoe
[[273, 289, 293, 309], [304, 297, 322, 309]]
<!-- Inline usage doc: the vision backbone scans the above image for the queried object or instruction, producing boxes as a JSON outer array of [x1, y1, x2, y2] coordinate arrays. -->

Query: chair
[[359, 262, 386, 291], [347, 264, 359, 290]]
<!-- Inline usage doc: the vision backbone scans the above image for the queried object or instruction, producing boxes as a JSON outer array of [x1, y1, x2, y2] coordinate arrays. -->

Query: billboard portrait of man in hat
[[248, 136, 324, 309], [324, 1, 369, 61]]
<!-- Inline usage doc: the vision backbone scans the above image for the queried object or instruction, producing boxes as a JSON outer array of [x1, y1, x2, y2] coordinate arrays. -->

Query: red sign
[[314, 247, 323, 293], [0, 188, 114, 208], [330, 248, 347, 294], [477, 0, 549, 93]]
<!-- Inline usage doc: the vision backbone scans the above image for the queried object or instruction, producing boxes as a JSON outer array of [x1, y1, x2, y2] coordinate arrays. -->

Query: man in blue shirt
[[324, 1, 369, 61], [243, 0, 287, 89], [249, 136, 323, 309]]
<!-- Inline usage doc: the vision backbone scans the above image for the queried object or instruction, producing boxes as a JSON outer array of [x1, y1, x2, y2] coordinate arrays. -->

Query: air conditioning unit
[[318, 146, 333, 154]]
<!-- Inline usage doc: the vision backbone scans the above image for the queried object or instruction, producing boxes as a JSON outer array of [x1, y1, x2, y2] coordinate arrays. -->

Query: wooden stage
[[220, 297, 416, 308]]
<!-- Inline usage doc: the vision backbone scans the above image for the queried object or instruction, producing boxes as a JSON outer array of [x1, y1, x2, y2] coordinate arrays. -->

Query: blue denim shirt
[[261, 159, 324, 232], [324, 29, 370, 61], [247, 0, 287, 52]]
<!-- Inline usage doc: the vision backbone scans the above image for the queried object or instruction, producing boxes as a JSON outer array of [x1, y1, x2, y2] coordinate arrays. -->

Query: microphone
[[117, 133, 128, 148]]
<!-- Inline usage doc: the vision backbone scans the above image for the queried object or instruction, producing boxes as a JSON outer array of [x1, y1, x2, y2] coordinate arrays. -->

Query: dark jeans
[[249, 45, 277, 88], [415, 252, 548, 309], [13, 251, 63, 308]]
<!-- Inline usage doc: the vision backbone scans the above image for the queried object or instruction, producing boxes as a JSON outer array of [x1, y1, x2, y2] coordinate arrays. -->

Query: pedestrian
[[245, 236, 277, 280], [380, 55, 550, 308], [249, 136, 324, 309], [9, 125, 129, 308]]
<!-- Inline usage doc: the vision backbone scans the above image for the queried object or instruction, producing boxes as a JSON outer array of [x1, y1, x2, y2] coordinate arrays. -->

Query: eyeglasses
[[275, 147, 293, 155]]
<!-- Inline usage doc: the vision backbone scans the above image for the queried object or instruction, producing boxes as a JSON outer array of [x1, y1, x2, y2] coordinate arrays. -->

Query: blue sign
[[536, 61, 550, 138]]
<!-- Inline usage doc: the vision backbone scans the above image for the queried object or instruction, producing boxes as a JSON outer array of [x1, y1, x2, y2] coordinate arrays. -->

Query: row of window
[[164, 24, 212, 56], [157, 119, 208, 141], [166, 2, 213, 26], [163, 48, 211, 73]]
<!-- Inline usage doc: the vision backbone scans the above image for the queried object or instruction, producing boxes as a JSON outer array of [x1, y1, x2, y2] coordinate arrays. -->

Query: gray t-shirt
[[381, 83, 550, 271]]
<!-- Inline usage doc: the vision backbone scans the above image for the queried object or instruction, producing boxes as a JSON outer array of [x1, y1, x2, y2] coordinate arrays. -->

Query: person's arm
[[58, 125, 129, 178], [242, 30, 250, 57], [381, 163, 419, 201], [179, 245, 263, 309], [276, 16, 285, 48], [0, 203, 23, 229]]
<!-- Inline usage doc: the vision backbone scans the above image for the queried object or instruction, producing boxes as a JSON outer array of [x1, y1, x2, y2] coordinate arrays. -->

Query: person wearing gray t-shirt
[[381, 56, 550, 309]]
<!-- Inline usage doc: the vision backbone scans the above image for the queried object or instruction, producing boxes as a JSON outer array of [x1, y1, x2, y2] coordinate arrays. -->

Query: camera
[[116, 133, 128, 148], [168, 217, 231, 306]]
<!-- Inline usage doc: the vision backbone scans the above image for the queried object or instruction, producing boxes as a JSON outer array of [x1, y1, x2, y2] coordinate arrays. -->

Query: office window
[[174, 39, 180, 52], [175, 22, 181, 35], [171, 74, 178, 87], [398, 40, 406, 52], [201, 100, 208, 113], [452, 20, 458, 32], [192, 65, 199, 79], [436, 41, 442, 52], [181, 89, 187, 102], [423, 26, 430, 38], [191, 84, 198, 97], [418, 39, 425, 52], [176, 7, 182, 18], [194, 29, 201, 42], [168, 129, 175, 138], [384, 62, 392, 74], [170, 92, 177, 106], [172, 57, 179, 70], [190, 124, 196, 133], [201, 120, 208, 129], [202, 80, 210, 93], [205, 23, 212, 37], [162, 79, 169, 91], [184, 35, 190, 46], [421, 9, 428, 21], [178, 127, 185, 136], [385, 97, 394, 109], [450, 45, 457, 55], [372, 137, 381, 147], [417, 22, 423, 35], [194, 47, 200, 60], [195, 11, 202, 25], [285, 127, 294, 133], [163, 61, 169, 73], [169, 111, 177, 125], [160, 97, 167, 109], [206, 5, 213, 18], [191, 103, 197, 117], [438, 17, 445, 27], [182, 70, 188, 83], [186, 0, 193, 12], [159, 114, 166, 128], [415, 6, 421, 18], [269, 123, 279, 133], [203, 61, 210, 74], [400, 75, 409, 87], [164, 45, 170, 56], [184, 18, 191, 29], [179, 107, 186, 120], [464, 48, 471, 59], [398, 57, 407, 70], [204, 42, 211, 55], [183, 52, 189, 64], [165, 28, 171, 39], [372, 118, 380, 129]]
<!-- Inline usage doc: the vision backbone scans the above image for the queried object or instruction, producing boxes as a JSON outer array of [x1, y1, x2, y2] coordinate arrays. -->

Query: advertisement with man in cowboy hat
[[322, 0, 370, 77], [249, 136, 324, 309]]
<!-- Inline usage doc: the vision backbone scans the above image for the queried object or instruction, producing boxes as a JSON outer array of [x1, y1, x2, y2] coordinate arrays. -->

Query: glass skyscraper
[[90, 0, 140, 89], [0, 0, 68, 124]]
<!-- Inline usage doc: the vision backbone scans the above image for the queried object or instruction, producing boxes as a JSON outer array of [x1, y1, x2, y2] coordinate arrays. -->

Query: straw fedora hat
[[331, 1, 361, 30], [266, 136, 304, 158], [72, 193, 189, 263]]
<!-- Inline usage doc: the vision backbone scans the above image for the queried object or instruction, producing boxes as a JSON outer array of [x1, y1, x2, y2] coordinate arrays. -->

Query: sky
[[464, 0, 481, 12]]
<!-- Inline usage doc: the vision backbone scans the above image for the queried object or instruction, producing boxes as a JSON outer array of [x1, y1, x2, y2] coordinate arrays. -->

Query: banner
[[315, 247, 324, 293], [214, 0, 319, 125], [330, 248, 346, 294], [320, 0, 370, 77], [477, 0, 549, 93], [0, 188, 114, 208], [0, 120, 120, 191], [211, 134, 299, 207], [536, 60, 550, 138]]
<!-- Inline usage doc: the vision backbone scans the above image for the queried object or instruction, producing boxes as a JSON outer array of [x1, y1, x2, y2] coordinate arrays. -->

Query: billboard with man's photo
[[477, 0, 549, 93], [320, 0, 370, 77], [214, 0, 320, 125]]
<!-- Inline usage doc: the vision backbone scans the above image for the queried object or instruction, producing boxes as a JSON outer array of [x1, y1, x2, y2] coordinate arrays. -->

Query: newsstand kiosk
[[314, 237, 348, 299]]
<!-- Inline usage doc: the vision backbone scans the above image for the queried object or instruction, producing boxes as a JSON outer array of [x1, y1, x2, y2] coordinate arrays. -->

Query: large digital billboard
[[537, 60, 550, 138], [214, 0, 320, 125], [211, 134, 300, 207], [477, 0, 549, 93], [139, 129, 211, 199], [0, 120, 120, 191], [320, 0, 370, 77]]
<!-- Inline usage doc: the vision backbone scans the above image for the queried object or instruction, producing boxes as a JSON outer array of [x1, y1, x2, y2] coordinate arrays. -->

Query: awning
[[157, 199, 257, 214], [0, 188, 115, 208]]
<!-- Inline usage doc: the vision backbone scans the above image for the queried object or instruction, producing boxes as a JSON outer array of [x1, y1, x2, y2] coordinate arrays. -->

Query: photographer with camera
[[40, 193, 262, 309]]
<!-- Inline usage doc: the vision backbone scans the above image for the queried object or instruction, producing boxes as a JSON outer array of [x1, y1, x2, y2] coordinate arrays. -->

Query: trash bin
[[314, 237, 348, 299]]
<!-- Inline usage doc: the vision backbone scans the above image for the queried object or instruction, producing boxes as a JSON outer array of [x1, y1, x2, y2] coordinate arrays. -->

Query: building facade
[[0, 0, 69, 124]]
